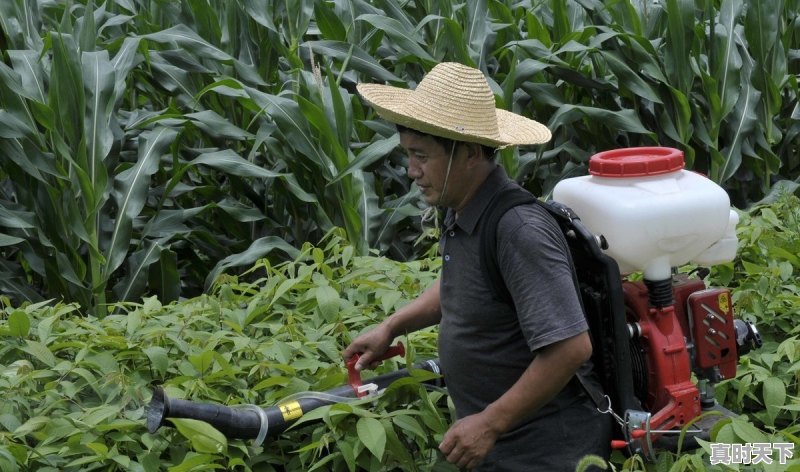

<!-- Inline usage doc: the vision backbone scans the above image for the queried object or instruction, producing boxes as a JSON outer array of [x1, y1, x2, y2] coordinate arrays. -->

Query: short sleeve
[[496, 204, 589, 352]]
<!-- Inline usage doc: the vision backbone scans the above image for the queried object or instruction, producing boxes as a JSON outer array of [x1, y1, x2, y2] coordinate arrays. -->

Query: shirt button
[[444, 255, 451, 262], [449, 231, 455, 237]]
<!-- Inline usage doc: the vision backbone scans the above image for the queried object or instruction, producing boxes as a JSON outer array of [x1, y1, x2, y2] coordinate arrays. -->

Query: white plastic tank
[[552, 147, 738, 281]]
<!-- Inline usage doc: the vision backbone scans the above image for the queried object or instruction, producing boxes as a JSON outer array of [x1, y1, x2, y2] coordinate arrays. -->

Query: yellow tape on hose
[[278, 401, 303, 422]]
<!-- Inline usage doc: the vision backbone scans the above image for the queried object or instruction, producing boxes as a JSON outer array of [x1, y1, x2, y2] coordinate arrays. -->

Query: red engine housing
[[623, 275, 737, 434]]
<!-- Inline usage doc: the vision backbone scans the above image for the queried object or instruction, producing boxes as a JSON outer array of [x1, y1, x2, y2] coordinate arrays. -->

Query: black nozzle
[[147, 386, 168, 434], [734, 320, 762, 355], [146, 386, 266, 438]]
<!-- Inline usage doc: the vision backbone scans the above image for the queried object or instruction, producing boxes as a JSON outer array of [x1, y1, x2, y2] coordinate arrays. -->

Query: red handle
[[610, 430, 647, 450], [610, 440, 629, 449], [347, 342, 405, 397]]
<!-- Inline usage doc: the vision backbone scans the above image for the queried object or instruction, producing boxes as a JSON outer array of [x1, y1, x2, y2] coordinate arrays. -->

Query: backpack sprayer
[[146, 147, 760, 461], [552, 147, 761, 460]]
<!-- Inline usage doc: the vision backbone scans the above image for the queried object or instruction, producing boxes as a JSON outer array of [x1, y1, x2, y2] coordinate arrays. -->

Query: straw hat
[[357, 62, 551, 149]]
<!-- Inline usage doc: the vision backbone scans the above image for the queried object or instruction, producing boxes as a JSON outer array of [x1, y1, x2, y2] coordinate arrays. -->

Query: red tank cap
[[589, 147, 684, 177]]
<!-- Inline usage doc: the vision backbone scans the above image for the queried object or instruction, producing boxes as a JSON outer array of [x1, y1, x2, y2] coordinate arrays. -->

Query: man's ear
[[465, 142, 482, 160]]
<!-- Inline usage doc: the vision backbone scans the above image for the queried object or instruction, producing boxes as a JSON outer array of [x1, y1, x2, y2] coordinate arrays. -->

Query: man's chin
[[421, 195, 439, 206]]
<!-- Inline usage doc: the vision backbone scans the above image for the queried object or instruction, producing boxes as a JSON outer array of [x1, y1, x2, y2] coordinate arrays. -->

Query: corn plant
[[0, 0, 424, 313]]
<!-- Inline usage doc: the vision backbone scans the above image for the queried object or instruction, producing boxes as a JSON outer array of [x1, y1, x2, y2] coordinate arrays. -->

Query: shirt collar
[[443, 165, 511, 235]]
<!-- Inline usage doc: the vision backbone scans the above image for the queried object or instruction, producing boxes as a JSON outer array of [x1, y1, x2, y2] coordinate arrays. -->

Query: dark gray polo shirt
[[438, 165, 591, 424]]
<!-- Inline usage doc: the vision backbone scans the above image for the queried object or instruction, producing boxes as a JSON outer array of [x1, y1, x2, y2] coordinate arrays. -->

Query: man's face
[[400, 131, 467, 208]]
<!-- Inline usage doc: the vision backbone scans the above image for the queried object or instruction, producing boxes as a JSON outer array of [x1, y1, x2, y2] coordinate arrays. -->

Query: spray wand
[[146, 344, 443, 445]]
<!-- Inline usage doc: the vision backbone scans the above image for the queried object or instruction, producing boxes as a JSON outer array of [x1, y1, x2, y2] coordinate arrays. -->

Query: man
[[343, 62, 611, 471]]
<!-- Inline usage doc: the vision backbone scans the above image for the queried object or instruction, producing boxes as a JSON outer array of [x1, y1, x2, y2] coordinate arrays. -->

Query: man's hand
[[439, 412, 500, 470], [342, 323, 393, 371]]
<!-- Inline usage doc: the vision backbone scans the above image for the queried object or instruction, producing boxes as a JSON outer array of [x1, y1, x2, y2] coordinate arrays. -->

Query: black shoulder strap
[[479, 186, 537, 306], [479, 188, 609, 409]]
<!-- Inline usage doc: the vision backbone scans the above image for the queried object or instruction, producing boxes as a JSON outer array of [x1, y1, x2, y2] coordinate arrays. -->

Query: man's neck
[[453, 161, 497, 215]]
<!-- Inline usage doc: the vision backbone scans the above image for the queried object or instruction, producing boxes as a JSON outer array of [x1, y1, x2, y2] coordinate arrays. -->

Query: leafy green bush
[[2, 218, 800, 471], [0, 231, 455, 471], [2, 0, 799, 312], [709, 193, 800, 441]]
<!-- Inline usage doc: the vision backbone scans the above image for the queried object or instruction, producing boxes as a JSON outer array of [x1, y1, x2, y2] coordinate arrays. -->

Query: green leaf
[[238, 0, 278, 32], [356, 416, 386, 460], [730, 418, 767, 443], [392, 414, 427, 439], [168, 418, 228, 454], [330, 134, 399, 185], [8, 310, 30, 337], [356, 14, 435, 63], [49, 32, 85, 150], [22, 340, 56, 367], [315, 284, 340, 322], [279, 173, 318, 203], [303, 40, 402, 82], [185, 110, 254, 140], [0, 234, 25, 246], [167, 452, 222, 472], [762, 376, 786, 425], [205, 236, 300, 290], [189, 350, 215, 374], [314, 1, 346, 41], [0, 447, 19, 472], [105, 127, 177, 278], [664, 0, 695, 94], [548, 104, 654, 136], [245, 88, 333, 178], [111, 37, 141, 98], [80, 406, 121, 427], [143, 346, 170, 377], [113, 239, 164, 304], [81, 50, 115, 212], [714, 0, 745, 118], [297, 95, 348, 170], [142, 24, 232, 61], [598, 50, 663, 104], [0, 206, 35, 229], [337, 439, 356, 472], [155, 248, 181, 303], [13, 416, 50, 437], [190, 150, 283, 178]]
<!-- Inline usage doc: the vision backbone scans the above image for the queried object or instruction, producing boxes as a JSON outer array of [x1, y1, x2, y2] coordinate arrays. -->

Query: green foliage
[[725, 193, 800, 337], [0, 0, 426, 314], [708, 193, 800, 444], [2, 0, 800, 312], [2, 211, 800, 470], [0, 231, 452, 471]]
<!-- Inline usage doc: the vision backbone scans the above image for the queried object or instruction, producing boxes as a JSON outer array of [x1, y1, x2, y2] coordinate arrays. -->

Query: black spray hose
[[146, 358, 444, 444]]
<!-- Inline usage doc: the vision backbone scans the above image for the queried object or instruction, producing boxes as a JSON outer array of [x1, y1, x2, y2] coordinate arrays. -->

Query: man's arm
[[344, 279, 442, 371], [439, 330, 593, 469]]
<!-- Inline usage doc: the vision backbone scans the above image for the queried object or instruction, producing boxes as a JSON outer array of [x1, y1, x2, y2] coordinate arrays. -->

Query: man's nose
[[407, 157, 421, 179]]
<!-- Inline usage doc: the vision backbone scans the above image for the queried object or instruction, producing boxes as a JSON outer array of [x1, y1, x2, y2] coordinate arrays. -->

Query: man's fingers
[[442, 444, 464, 466], [438, 433, 454, 455], [354, 353, 371, 371], [342, 347, 356, 360]]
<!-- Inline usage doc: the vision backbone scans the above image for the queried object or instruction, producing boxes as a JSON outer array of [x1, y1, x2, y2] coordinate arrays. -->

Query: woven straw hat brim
[[357, 83, 552, 148]]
